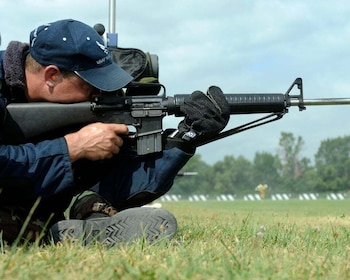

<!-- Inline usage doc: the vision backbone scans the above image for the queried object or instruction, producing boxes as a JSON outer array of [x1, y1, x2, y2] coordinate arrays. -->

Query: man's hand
[[64, 122, 129, 162]]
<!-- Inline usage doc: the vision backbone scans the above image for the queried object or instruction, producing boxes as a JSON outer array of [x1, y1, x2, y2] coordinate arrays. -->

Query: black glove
[[179, 86, 230, 142], [163, 86, 230, 152]]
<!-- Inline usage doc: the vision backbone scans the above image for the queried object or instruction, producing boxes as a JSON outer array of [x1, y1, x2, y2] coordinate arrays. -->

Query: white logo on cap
[[96, 41, 109, 55]]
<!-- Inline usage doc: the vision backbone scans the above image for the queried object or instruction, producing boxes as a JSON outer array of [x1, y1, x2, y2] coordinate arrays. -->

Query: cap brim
[[75, 62, 133, 92]]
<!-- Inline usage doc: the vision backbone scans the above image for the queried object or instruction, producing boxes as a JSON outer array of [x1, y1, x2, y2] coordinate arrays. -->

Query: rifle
[[4, 78, 350, 155]]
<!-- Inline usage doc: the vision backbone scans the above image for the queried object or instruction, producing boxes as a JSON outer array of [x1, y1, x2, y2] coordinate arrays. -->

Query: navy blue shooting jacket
[[0, 50, 75, 200]]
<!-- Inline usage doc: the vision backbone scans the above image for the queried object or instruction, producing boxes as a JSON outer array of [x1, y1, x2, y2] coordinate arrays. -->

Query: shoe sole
[[48, 207, 177, 246]]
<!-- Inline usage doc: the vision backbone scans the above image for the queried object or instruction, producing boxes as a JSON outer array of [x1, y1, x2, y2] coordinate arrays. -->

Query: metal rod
[[109, 0, 116, 33], [290, 98, 350, 107]]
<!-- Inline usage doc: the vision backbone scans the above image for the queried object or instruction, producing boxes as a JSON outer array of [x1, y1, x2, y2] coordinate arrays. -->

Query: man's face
[[49, 75, 100, 103]]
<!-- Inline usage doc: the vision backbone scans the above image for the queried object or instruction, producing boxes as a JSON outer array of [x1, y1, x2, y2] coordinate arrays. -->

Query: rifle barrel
[[290, 98, 350, 107]]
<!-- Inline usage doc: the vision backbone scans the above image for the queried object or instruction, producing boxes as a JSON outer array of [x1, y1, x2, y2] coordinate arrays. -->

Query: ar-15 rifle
[[4, 77, 350, 155]]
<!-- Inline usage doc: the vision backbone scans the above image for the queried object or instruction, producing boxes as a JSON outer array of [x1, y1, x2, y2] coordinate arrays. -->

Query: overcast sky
[[2, 0, 350, 164]]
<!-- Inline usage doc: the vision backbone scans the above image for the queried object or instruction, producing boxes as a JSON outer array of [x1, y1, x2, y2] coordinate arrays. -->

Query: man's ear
[[44, 65, 62, 88]]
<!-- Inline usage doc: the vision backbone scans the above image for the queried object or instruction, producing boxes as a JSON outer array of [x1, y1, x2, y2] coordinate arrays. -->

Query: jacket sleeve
[[0, 137, 75, 198], [0, 88, 75, 198]]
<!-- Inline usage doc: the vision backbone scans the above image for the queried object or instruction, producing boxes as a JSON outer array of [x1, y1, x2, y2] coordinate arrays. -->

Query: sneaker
[[69, 191, 118, 220], [48, 207, 177, 246], [164, 86, 230, 152]]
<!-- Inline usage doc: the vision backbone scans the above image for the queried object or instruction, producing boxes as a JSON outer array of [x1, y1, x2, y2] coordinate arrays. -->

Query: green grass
[[1, 199, 350, 279]]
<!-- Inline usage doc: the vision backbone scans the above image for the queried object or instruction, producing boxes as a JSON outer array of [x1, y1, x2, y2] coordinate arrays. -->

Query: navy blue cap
[[29, 19, 133, 91]]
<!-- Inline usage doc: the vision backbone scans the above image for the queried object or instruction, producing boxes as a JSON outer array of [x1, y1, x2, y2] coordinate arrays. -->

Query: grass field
[[1, 199, 350, 279]]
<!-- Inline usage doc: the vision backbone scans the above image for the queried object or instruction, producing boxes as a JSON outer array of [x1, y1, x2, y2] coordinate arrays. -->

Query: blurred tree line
[[170, 132, 350, 196]]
